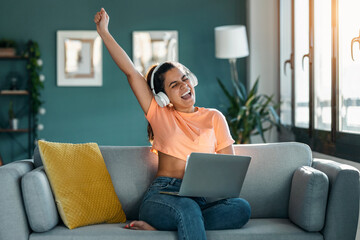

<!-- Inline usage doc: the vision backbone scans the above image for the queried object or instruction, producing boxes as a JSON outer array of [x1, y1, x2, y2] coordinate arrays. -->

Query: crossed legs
[[126, 194, 251, 240]]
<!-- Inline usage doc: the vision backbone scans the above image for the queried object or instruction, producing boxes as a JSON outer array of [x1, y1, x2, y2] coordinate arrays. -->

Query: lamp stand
[[229, 58, 240, 94]]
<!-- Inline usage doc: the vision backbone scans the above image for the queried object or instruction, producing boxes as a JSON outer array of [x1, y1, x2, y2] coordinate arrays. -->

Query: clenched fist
[[94, 8, 109, 36]]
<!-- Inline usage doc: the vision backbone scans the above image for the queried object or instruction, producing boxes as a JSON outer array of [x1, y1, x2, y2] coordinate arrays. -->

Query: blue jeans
[[139, 177, 251, 240]]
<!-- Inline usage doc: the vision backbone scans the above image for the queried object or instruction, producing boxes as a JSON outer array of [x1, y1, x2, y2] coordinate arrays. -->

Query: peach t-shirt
[[145, 97, 235, 161]]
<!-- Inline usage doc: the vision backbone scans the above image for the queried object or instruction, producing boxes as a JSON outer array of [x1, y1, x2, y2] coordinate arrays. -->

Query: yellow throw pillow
[[38, 140, 126, 229]]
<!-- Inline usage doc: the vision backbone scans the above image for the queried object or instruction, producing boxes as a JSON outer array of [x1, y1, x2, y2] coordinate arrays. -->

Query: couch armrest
[[312, 158, 359, 240], [0, 160, 34, 240]]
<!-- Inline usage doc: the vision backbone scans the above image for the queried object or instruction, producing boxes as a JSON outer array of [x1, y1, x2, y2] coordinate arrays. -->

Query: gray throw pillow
[[289, 166, 329, 232], [21, 167, 59, 232]]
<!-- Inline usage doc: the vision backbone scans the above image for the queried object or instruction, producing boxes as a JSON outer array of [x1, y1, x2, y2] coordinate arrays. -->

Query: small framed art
[[57, 31, 102, 87]]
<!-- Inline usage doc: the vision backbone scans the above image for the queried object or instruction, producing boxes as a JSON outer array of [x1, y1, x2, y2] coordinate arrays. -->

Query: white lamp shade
[[215, 25, 249, 59]]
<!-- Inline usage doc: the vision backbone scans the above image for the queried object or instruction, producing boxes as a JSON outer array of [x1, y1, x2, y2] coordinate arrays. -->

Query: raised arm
[[94, 8, 153, 114]]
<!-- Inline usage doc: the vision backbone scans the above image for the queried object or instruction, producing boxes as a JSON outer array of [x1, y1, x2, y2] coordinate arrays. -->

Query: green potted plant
[[218, 77, 281, 144], [24, 40, 44, 140], [8, 101, 19, 130], [0, 38, 17, 57]]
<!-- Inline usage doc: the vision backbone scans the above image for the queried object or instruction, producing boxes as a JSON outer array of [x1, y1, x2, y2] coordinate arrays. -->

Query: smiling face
[[163, 67, 196, 113]]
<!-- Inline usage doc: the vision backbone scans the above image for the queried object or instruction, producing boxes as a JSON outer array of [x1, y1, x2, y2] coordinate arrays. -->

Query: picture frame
[[57, 31, 102, 87], [132, 31, 178, 76]]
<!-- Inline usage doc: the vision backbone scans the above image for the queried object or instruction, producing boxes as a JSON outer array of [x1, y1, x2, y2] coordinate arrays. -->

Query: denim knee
[[177, 197, 201, 211], [158, 196, 204, 223], [227, 198, 251, 228], [139, 194, 204, 230]]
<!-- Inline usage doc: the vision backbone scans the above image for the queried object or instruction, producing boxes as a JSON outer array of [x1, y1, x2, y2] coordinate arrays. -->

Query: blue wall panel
[[0, 0, 247, 164]]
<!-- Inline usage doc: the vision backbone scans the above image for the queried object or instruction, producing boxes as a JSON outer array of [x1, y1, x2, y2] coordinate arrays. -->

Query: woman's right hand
[[94, 8, 109, 36]]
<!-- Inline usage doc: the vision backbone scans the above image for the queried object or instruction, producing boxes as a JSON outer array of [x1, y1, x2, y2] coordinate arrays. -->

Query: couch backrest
[[235, 142, 312, 218], [33, 142, 312, 220], [99, 146, 158, 220]]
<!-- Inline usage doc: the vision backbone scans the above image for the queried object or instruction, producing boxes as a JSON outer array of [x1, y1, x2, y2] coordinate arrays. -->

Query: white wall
[[247, 0, 279, 143]]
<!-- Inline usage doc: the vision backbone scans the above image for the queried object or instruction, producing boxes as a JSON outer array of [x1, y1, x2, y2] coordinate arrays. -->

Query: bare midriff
[[156, 151, 186, 179]]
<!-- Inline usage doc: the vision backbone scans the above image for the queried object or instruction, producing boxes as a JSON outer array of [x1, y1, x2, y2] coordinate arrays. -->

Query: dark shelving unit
[[0, 55, 34, 160]]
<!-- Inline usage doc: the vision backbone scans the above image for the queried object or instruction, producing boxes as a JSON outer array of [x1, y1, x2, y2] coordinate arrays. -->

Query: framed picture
[[57, 31, 102, 87], [132, 31, 178, 76]]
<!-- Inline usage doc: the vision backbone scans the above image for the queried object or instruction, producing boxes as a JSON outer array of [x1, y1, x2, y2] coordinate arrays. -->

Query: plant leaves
[[245, 95, 256, 107], [248, 76, 260, 99], [259, 95, 273, 115], [268, 106, 281, 127], [217, 76, 282, 143], [236, 79, 247, 100], [255, 112, 266, 142], [217, 78, 237, 108]]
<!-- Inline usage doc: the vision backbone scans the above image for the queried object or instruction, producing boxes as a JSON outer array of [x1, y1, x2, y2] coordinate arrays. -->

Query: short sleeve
[[145, 97, 158, 122], [214, 110, 235, 152]]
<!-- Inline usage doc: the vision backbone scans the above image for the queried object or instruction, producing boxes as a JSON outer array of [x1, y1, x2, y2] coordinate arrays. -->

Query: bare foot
[[124, 220, 157, 230]]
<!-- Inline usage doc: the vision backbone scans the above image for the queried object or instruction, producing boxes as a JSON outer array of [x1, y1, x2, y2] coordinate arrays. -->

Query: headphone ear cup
[[155, 92, 170, 107], [189, 73, 198, 87]]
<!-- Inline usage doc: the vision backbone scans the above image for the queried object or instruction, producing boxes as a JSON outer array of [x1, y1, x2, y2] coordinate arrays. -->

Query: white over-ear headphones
[[150, 62, 198, 107]]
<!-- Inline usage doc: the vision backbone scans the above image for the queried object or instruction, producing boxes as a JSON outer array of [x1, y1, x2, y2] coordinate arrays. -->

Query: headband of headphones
[[150, 62, 165, 96]]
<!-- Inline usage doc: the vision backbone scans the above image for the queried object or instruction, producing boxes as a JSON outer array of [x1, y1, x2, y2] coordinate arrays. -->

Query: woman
[[94, 8, 251, 240]]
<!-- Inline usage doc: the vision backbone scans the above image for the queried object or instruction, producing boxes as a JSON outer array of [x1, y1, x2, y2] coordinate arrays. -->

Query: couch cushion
[[38, 140, 126, 229], [98, 146, 159, 220], [21, 167, 59, 232], [29, 219, 323, 240], [235, 142, 312, 218], [288, 166, 329, 231]]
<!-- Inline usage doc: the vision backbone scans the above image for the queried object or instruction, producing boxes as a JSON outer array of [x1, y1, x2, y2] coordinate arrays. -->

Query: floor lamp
[[215, 25, 249, 93]]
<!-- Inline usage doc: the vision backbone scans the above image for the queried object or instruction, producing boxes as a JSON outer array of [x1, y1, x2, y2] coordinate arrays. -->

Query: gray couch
[[0, 142, 359, 240]]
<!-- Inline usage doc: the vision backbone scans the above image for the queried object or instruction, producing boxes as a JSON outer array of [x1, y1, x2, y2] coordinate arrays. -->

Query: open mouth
[[181, 90, 192, 100]]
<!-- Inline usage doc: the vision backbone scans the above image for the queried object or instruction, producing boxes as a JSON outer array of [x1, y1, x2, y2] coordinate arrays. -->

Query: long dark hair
[[146, 62, 176, 143]]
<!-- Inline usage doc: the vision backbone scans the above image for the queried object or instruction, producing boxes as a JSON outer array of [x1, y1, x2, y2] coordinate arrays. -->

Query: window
[[314, 0, 332, 131], [280, 0, 292, 125], [338, 0, 360, 134], [279, 0, 360, 162], [294, 0, 310, 128]]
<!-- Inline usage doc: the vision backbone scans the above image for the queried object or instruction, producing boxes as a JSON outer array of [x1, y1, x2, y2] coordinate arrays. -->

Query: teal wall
[[0, 0, 247, 164]]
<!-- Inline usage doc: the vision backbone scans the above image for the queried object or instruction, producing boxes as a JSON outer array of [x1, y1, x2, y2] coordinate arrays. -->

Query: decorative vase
[[10, 118, 19, 130]]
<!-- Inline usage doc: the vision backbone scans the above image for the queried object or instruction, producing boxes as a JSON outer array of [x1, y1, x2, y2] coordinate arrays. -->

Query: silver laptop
[[160, 152, 251, 198]]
